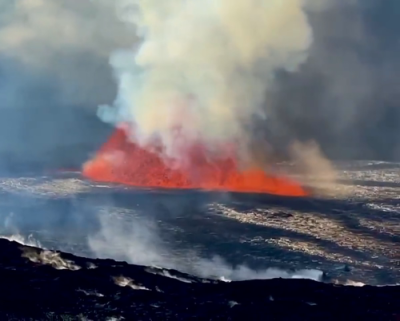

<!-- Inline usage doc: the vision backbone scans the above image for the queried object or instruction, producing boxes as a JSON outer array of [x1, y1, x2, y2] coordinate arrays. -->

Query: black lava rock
[[0, 238, 398, 320]]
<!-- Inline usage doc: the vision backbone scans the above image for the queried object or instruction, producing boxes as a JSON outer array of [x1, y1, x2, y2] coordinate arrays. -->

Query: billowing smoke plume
[[98, 0, 319, 163], [289, 140, 343, 197], [1, 1, 400, 172]]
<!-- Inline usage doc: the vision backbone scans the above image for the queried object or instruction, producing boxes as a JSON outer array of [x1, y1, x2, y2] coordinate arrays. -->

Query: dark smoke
[[262, 0, 400, 161]]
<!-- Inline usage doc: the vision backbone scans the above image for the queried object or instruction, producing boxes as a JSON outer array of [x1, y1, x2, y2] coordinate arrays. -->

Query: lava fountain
[[82, 127, 308, 197], [81, 0, 314, 197]]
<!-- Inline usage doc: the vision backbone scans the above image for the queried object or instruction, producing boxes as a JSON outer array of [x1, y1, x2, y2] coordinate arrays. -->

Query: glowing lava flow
[[82, 128, 308, 197]]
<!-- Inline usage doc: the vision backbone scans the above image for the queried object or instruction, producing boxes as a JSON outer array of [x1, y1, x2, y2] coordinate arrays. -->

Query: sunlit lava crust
[[83, 128, 308, 197]]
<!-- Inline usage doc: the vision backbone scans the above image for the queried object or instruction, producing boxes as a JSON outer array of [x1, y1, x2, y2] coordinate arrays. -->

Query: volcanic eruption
[[83, 126, 308, 196], [83, 0, 317, 197]]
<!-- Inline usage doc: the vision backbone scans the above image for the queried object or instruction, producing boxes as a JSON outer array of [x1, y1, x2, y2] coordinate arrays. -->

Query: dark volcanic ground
[[0, 161, 399, 286], [0, 238, 399, 320]]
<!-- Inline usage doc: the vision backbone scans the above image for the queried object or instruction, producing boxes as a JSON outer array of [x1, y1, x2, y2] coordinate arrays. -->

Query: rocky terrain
[[0, 238, 399, 320], [0, 161, 399, 287]]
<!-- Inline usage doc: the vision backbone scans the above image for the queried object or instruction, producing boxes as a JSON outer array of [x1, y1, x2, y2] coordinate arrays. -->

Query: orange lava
[[82, 127, 308, 197]]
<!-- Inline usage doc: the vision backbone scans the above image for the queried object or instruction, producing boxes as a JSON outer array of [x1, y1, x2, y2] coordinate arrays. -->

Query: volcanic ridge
[[0, 238, 399, 320]]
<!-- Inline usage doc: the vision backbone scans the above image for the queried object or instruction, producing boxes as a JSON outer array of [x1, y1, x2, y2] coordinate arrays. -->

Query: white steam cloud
[[88, 211, 323, 282], [99, 0, 316, 161], [0, 233, 42, 248]]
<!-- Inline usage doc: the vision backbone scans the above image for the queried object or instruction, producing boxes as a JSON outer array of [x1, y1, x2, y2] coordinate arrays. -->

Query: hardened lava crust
[[0, 238, 398, 320], [0, 161, 399, 286]]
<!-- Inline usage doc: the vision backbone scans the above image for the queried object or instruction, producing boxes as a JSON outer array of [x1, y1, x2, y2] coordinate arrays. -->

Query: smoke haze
[[0, 0, 134, 170], [0, 0, 399, 170], [88, 211, 323, 281], [264, 0, 400, 161]]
